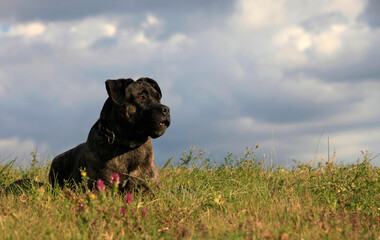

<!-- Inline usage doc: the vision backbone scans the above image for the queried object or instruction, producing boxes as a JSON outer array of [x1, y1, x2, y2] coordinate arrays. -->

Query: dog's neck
[[98, 99, 148, 148], [97, 119, 147, 148]]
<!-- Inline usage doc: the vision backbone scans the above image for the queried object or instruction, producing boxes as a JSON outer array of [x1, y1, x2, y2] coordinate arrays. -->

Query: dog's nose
[[161, 106, 170, 116]]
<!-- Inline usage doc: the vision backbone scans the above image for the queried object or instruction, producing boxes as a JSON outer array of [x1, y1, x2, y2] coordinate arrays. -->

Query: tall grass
[[0, 147, 379, 239]]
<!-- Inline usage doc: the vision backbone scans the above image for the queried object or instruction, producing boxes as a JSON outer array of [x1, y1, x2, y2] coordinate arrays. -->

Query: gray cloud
[[0, 0, 379, 167], [360, 0, 380, 28], [302, 12, 348, 33], [236, 94, 341, 124], [285, 38, 380, 83], [0, 95, 100, 150], [90, 37, 117, 50], [0, 1, 234, 29]]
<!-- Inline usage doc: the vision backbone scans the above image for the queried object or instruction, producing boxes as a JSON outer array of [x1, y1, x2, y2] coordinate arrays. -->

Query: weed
[[0, 147, 378, 239]]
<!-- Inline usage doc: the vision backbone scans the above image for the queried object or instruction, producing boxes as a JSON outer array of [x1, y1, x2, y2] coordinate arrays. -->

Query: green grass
[[0, 147, 379, 239]]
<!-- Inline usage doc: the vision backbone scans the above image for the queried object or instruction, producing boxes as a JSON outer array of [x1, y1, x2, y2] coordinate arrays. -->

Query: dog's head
[[105, 77, 170, 139]]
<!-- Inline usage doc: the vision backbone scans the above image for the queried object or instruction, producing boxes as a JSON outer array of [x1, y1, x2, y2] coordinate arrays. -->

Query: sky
[[0, 0, 379, 167]]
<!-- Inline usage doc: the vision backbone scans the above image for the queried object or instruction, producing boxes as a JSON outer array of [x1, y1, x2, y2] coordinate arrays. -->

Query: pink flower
[[125, 193, 133, 205], [121, 205, 126, 215], [110, 173, 120, 185], [141, 208, 147, 217], [91, 218, 97, 227], [96, 179, 106, 192], [132, 208, 136, 214]]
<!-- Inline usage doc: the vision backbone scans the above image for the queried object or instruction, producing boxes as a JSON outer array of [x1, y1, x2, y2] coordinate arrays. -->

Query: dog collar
[[98, 121, 118, 144], [97, 120, 146, 149]]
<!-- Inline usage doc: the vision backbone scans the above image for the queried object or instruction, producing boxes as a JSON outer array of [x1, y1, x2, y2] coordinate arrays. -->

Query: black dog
[[49, 77, 170, 192]]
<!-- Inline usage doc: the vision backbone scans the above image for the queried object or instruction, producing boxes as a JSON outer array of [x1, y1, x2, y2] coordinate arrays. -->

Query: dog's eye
[[137, 96, 146, 101]]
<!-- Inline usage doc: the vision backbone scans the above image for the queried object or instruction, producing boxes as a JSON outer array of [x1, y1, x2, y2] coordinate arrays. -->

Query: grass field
[[0, 147, 379, 239]]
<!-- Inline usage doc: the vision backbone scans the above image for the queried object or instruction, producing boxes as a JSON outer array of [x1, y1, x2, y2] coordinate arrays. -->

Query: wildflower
[[132, 208, 136, 214], [110, 173, 120, 185], [89, 193, 96, 200], [76, 202, 86, 212], [121, 205, 127, 215], [91, 219, 97, 227], [125, 193, 133, 205], [96, 179, 106, 192], [81, 171, 87, 177], [141, 208, 147, 217]]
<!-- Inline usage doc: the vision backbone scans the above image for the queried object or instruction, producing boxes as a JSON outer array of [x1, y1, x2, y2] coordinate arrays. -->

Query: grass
[[0, 147, 379, 239]]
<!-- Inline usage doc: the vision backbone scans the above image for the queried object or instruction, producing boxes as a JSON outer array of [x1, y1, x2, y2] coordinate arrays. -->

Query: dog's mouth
[[159, 120, 170, 128], [148, 118, 170, 139]]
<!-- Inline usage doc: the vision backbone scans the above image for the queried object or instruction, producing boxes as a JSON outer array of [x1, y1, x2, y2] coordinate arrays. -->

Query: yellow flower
[[81, 171, 87, 177], [89, 194, 96, 200], [214, 194, 226, 205]]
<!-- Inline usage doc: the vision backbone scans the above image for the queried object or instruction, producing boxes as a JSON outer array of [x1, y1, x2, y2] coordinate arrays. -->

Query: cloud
[[360, 0, 380, 28], [0, 12, 191, 164], [326, 0, 366, 20], [46, 17, 119, 49], [0, 137, 50, 166], [142, 14, 161, 29], [0, 0, 235, 25], [284, 26, 378, 82], [5, 22, 46, 37], [289, 126, 380, 166], [328, 81, 380, 125], [275, 26, 312, 51], [231, 0, 286, 29], [273, 22, 370, 70], [0, 14, 187, 105], [0, 0, 379, 168], [302, 12, 348, 32], [313, 24, 346, 55]]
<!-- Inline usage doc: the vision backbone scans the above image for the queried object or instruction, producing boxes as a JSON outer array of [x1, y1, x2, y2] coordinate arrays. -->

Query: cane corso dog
[[48, 77, 170, 192]]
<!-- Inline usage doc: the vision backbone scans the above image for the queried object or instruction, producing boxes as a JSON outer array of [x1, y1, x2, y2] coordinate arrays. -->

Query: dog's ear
[[137, 77, 162, 99], [105, 78, 134, 105]]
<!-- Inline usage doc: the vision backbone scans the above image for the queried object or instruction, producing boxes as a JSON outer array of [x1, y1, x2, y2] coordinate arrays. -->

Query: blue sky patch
[[1, 24, 10, 33]]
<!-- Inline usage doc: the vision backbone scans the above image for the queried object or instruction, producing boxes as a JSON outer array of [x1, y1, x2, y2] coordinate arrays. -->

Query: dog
[[49, 77, 170, 192]]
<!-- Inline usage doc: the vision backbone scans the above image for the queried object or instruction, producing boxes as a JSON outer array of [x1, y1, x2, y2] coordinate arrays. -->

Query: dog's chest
[[105, 150, 142, 172], [97, 142, 152, 171]]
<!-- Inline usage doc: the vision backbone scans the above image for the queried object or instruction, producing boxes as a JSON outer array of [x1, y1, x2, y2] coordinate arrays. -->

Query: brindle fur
[[49, 77, 170, 192]]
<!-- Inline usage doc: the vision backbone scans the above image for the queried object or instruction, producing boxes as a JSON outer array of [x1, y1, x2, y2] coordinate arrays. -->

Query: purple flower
[[125, 193, 133, 205], [141, 208, 147, 217], [96, 179, 106, 192], [121, 205, 126, 215], [110, 173, 120, 185]]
